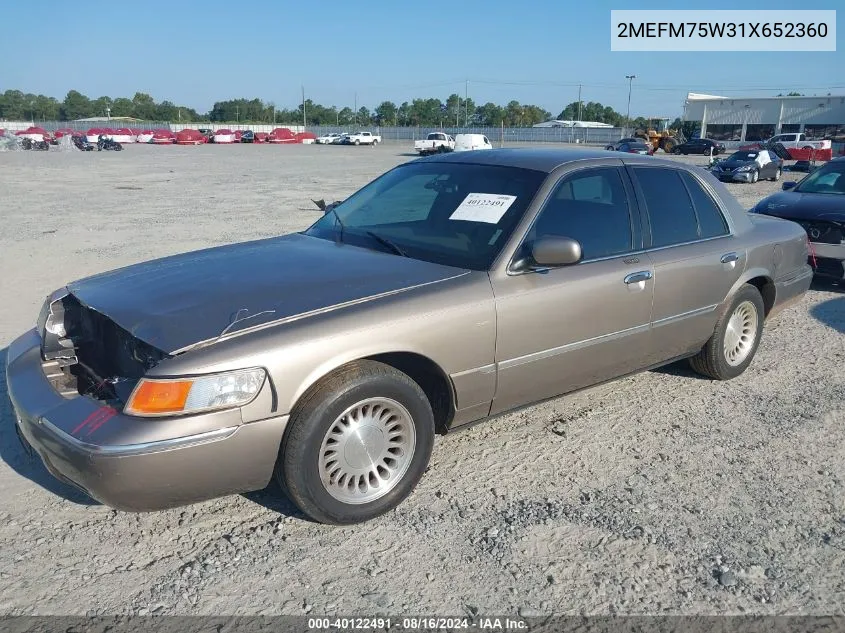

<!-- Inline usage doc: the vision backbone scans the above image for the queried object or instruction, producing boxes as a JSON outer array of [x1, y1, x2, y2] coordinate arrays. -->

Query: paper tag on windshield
[[449, 193, 517, 224]]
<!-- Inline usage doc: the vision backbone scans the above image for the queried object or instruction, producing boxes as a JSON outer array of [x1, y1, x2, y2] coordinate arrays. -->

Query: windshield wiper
[[365, 231, 408, 257], [312, 198, 345, 243]]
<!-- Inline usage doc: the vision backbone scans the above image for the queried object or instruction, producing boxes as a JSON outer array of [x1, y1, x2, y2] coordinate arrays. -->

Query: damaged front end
[[37, 290, 168, 406]]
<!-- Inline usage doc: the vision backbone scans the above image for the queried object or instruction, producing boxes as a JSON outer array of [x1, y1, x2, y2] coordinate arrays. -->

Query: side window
[[532, 167, 633, 260], [633, 167, 699, 247], [483, 136, 490, 145], [680, 172, 730, 238]]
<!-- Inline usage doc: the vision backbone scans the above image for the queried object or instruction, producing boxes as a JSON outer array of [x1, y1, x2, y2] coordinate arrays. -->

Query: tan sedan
[[6, 149, 813, 524]]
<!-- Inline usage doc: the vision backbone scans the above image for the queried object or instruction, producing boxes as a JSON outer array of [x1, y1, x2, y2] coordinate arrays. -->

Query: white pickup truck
[[414, 132, 455, 155], [344, 131, 381, 145], [765, 132, 832, 151]]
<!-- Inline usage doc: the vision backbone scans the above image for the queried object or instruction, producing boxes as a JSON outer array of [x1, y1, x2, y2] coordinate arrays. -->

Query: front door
[[490, 166, 654, 414]]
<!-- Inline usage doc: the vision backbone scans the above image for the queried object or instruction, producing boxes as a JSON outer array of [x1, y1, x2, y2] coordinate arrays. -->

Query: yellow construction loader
[[634, 119, 683, 154]]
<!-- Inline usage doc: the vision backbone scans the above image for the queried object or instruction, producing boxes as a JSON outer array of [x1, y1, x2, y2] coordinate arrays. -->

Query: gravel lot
[[0, 142, 843, 617]]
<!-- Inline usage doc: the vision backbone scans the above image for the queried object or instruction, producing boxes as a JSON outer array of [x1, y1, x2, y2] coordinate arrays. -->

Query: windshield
[[303, 161, 547, 270], [728, 151, 758, 161], [795, 162, 845, 195]]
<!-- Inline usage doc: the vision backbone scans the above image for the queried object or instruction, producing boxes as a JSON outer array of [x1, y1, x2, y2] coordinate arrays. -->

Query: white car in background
[[414, 132, 455, 155], [316, 133, 343, 144], [343, 131, 381, 145], [764, 132, 831, 151], [454, 133, 493, 151]]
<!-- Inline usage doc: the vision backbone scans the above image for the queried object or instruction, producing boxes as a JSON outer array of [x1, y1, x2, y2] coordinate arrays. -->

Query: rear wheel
[[276, 360, 435, 524], [689, 284, 765, 380]]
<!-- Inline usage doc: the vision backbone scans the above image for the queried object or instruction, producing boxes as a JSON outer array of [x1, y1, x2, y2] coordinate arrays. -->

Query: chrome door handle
[[624, 271, 653, 284], [720, 252, 739, 263]]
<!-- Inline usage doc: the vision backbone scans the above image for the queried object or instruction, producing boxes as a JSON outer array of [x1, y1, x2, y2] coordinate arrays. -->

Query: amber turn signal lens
[[126, 380, 193, 415]]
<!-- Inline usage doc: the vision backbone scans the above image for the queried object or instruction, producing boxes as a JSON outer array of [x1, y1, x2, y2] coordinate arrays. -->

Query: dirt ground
[[0, 142, 842, 617]]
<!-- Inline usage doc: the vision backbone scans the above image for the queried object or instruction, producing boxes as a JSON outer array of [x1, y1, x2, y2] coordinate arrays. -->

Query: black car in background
[[240, 130, 255, 143], [672, 138, 726, 155], [751, 157, 845, 280], [605, 139, 652, 155]]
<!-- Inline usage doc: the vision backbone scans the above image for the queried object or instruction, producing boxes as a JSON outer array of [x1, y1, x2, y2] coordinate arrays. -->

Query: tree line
[[1, 88, 673, 129]]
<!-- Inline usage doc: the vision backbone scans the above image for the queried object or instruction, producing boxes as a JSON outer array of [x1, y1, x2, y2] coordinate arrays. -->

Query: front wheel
[[277, 360, 435, 524], [354, 139, 360, 145], [750, 169, 759, 183], [689, 284, 765, 380], [772, 167, 781, 181]]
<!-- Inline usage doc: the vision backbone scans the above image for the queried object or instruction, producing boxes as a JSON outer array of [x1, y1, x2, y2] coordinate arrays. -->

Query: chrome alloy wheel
[[723, 300, 758, 366], [319, 397, 416, 504]]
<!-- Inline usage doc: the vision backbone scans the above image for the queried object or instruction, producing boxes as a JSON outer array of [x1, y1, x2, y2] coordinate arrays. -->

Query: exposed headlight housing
[[125, 368, 266, 417]]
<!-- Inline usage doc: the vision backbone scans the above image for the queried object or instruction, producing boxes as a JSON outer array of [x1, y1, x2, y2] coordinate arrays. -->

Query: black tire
[[688, 284, 765, 380], [772, 167, 781, 182], [354, 139, 360, 145], [750, 169, 759, 184], [276, 360, 435, 524], [673, 148, 682, 155]]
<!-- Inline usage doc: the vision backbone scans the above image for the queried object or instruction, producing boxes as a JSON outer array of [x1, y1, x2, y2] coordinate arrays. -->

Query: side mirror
[[531, 236, 583, 268], [782, 181, 797, 191]]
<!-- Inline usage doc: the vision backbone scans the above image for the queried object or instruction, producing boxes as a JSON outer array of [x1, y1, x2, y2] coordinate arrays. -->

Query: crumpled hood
[[67, 233, 467, 354], [754, 191, 845, 222]]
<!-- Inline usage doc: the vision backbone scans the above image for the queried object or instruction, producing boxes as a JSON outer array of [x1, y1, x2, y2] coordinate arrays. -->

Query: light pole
[[625, 74, 636, 132], [465, 79, 468, 127]]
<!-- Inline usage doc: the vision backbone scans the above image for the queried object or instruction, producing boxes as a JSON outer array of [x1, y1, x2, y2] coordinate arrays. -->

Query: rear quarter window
[[680, 172, 730, 238]]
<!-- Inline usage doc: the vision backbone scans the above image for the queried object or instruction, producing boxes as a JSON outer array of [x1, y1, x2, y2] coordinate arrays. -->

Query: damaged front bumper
[[809, 241, 845, 279], [6, 328, 287, 511]]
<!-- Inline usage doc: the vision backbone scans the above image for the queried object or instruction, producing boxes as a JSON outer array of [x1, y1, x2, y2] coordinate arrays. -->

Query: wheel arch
[[724, 268, 776, 319], [287, 349, 457, 434]]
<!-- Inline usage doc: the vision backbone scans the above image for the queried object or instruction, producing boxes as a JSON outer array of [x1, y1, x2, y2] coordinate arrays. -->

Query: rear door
[[626, 164, 745, 365]]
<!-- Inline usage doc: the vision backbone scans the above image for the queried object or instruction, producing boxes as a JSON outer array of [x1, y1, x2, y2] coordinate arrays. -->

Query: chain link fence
[[2, 120, 631, 146], [308, 125, 629, 146]]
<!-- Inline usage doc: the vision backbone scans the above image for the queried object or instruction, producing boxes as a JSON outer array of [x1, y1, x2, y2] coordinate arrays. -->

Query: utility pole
[[236, 105, 239, 123], [577, 84, 582, 121], [465, 79, 468, 127], [625, 75, 636, 131], [302, 85, 306, 128], [354, 92, 357, 126]]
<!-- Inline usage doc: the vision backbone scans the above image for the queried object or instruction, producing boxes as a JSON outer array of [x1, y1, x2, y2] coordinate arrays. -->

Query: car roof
[[419, 147, 635, 172]]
